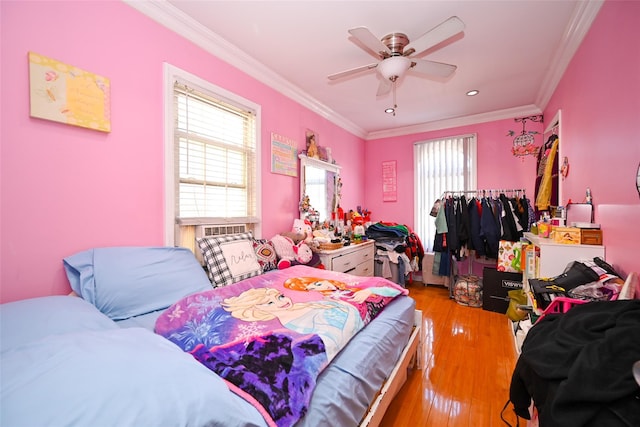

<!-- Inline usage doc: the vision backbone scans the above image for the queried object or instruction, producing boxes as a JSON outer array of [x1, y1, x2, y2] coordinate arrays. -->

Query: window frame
[[163, 63, 261, 246], [413, 133, 477, 252]]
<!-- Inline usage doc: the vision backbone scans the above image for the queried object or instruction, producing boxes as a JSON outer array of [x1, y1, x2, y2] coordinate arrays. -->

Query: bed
[[0, 246, 422, 427]]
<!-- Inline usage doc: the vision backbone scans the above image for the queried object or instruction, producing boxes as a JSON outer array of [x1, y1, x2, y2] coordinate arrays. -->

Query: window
[[414, 134, 476, 252], [164, 64, 261, 250]]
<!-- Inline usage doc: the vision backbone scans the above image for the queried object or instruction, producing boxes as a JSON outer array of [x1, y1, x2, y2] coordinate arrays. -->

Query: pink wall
[[543, 0, 640, 276], [366, 0, 639, 277], [2, 1, 638, 303], [0, 1, 365, 302], [364, 118, 541, 228]]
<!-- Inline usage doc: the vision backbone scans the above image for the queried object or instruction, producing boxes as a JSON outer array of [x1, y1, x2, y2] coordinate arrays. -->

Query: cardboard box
[[553, 227, 581, 244], [580, 229, 603, 245], [482, 267, 523, 313]]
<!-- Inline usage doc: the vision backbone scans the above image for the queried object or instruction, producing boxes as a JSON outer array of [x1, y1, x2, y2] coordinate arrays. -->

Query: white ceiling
[[127, 1, 603, 139]]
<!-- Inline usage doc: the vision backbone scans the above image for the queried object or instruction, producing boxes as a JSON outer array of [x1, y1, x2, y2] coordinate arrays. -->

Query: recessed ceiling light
[[385, 107, 395, 114], [466, 89, 479, 96]]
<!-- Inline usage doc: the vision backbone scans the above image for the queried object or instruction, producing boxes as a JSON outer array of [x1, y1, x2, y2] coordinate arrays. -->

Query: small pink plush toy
[[271, 234, 313, 269]]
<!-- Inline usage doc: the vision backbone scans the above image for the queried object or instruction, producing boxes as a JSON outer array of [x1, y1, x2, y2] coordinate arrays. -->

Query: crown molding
[[125, 0, 601, 141], [535, 0, 604, 110], [123, 0, 367, 138], [366, 104, 543, 140]]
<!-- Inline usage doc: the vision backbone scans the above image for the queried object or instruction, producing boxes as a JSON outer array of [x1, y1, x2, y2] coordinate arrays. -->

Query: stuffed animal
[[271, 234, 313, 269], [292, 218, 313, 243]]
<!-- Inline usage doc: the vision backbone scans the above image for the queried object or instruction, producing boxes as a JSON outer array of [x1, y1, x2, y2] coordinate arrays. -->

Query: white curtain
[[414, 134, 477, 252]]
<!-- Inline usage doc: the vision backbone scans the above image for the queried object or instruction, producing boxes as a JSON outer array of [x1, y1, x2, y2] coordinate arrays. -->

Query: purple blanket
[[156, 265, 407, 427]]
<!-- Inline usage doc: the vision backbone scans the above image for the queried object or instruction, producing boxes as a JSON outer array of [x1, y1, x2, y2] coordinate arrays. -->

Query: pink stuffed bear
[[271, 234, 313, 269]]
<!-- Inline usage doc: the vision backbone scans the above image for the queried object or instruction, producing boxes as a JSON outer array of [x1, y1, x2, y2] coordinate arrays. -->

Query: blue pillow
[[63, 247, 212, 320], [0, 328, 267, 427], [0, 296, 116, 353]]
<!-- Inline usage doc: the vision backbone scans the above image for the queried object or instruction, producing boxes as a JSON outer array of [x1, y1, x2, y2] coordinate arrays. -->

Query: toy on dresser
[[271, 219, 322, 269]]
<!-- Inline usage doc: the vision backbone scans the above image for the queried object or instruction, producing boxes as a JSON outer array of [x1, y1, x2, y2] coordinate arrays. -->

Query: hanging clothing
[[457, 196, 470, 249], [468, 197, 484, 256], [499, 193, 522, 241], [535, 136, 560, 212], [525, 196, 536, 231], [480, 197, 501, 259], [444, 198, 459, 261], [513, 195, 530, 233]]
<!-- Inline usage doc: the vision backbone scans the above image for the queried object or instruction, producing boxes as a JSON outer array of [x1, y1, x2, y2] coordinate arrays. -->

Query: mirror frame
[[299, 154, 341, 223]]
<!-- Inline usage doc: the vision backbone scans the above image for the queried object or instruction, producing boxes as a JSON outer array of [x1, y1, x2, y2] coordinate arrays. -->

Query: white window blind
[[173, 82, 257, 224], [414, 134, 477, 252]]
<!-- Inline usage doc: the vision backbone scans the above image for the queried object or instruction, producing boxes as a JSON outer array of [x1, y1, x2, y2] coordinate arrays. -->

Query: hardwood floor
[[379, 281, 520, 427]]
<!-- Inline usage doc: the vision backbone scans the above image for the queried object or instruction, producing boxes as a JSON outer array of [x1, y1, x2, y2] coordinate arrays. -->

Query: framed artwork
[[270, 132, 297, 177], [382, 160, 397, 202], [28, 52, 111, 132]]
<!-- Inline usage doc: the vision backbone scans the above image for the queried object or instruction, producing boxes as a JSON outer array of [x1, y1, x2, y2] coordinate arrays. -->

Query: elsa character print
[[222, 287, 363, 360]]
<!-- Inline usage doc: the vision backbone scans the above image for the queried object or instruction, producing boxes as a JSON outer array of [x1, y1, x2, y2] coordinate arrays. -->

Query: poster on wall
[[271, 132, 298, 177], [382, 160, 397, 202], [28, 52, 111, 132]]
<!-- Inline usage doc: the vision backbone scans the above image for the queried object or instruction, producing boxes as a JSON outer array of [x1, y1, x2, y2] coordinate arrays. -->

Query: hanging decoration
[[560, 156, 570, 180], [507, 115, 543, 158]]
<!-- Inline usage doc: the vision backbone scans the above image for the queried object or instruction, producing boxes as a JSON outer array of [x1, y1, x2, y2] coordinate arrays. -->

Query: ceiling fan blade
[[348, 26, 391, 58], [328, 63, 378, 80], [405, 16, 465, 56], [411, 59, 457, 78], [376, 79, 392, 96]]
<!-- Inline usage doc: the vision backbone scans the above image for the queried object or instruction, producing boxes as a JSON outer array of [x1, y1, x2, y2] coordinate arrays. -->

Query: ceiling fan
[[328, 16, 465, 97]]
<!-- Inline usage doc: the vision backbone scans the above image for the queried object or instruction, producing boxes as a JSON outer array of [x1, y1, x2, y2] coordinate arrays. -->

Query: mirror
[[299, 154, 341, 225]]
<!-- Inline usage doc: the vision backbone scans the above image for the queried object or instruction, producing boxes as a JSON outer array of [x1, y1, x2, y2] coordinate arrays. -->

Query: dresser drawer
[[351, 259, 374, 277], [316, 240, 375, 276], [331, 244, 374, 274]]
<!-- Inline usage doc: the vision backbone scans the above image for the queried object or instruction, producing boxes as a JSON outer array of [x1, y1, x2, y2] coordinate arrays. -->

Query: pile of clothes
[[366, 222, 424, 286], [509, 299, 640, 426]]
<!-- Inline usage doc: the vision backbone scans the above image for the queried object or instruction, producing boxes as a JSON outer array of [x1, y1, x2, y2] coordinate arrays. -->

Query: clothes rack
[[440, 188, 526, 199], [435, 189, 531, 294]]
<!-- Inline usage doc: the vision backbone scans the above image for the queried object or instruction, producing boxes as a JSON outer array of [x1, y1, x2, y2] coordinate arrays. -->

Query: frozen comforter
[[155, 265, 408, 427]]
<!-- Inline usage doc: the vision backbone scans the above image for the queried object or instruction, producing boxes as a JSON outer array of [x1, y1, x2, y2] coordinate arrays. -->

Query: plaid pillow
[[196, 232, 262, 287], [252, 238, 277, 272]]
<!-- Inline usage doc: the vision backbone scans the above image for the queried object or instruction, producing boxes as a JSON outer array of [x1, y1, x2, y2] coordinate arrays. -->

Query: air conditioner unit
[[195, 224, 247, 239], [192, 224, 248, 265]]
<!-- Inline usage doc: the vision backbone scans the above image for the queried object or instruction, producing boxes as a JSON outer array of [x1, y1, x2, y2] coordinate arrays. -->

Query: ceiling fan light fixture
[[466, 89, 479, 96], [377, 56, 411, 80]]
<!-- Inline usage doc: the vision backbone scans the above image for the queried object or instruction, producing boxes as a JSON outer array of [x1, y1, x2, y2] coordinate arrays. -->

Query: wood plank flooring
[[379, 281, 520, 427]]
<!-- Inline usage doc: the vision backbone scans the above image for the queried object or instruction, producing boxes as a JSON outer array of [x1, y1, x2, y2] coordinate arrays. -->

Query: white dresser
[[522, 232, 605, 279], [315, 240, 375, 276]]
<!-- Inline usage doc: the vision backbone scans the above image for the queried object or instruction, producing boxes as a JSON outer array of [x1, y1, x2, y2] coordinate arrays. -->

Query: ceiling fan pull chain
[[392, 80, 397, 116]]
